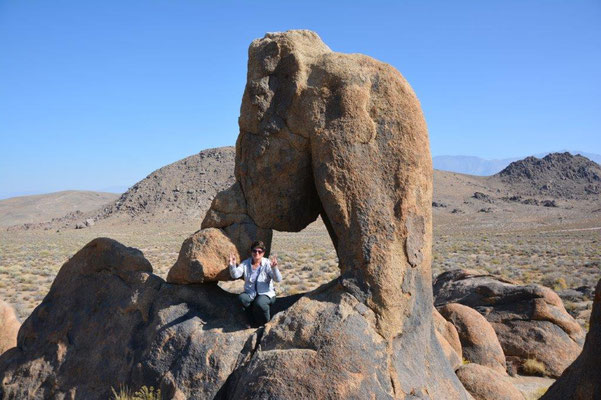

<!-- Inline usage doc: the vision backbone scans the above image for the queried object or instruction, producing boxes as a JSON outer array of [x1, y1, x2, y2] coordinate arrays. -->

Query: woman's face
[[251, 247, 264, 263]]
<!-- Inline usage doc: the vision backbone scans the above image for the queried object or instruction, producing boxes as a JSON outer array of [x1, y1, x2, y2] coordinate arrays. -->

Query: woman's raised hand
[[269, 254, 278, 269], [228, 253, 237, 266]]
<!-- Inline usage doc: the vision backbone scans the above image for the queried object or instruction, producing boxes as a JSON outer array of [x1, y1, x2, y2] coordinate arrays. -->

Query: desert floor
[[1, 214, 599, 324]]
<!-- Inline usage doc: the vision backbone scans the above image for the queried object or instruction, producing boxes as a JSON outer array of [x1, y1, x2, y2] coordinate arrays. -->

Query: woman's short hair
[[250, 241, 266, 251]]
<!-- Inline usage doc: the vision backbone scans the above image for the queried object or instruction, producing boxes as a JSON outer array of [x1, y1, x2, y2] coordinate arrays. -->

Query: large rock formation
[[434, 269, 585, 378], [0, 300, 20, 355], [171, 29, 467, 397], [541, 278, 601, 400], [1, 30, 468, 399]]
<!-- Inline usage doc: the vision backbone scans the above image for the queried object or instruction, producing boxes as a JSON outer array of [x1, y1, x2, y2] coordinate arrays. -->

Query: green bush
[[111, 385, 161, 400]]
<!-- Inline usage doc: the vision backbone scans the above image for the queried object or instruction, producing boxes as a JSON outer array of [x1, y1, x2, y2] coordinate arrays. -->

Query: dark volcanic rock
[[12, 147, 237, 230], [99, 147, 236, 222], [496, 152, 601, 199], [434, 269, 585, 378], [541, 278, 601, 400], [473, 192, 493, 203]]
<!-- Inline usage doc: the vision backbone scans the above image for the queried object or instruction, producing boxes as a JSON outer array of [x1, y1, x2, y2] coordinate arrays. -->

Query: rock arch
[[0, 30, 469, 399], [168, 30, 467, 398]]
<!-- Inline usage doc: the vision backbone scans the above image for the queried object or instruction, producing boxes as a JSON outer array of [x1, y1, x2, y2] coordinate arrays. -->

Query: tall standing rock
[[199, 29, 467, 398]]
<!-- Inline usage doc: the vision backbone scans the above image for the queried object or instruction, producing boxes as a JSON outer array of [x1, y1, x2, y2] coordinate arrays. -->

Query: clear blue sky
[[1, 0, 599, 198]]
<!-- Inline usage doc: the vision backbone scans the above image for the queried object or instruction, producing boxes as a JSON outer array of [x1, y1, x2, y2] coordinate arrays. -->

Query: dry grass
[[522, 358, 548, 377], [1, 214, 600, 322]]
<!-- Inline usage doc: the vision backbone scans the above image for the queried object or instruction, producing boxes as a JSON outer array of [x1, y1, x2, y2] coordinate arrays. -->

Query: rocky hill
[[7, 147, 236, 230], [495, 152, 601, 199], [94, 147, 235, 223], [6, 151, 599, 232], [0, 191, 119, 227]]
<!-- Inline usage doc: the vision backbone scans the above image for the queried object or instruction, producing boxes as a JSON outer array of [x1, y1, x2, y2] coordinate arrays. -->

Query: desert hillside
[[8, 149, 600, 233], [94, 146, 235, 224], [0, 191, 119, 227], [5, 147, 235, 230]]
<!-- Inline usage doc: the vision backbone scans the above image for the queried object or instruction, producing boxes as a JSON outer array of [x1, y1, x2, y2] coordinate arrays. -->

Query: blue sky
[[1, 0, 600, 198]]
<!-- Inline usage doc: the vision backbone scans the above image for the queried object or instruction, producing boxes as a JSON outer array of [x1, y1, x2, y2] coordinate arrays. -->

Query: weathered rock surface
[[0, 238, 160, 399], [2, 30, 468, 399], [438, 303, 506, 373], [433, 307, 462, 370], [0, 300, 20, 355], [0, 238, 300, 399], [167, 228, 240, 284], [434, 269, 584, 378], [168, 182, 274, 285], [541, 278, 601, 400], [456, 363, 525, 400]]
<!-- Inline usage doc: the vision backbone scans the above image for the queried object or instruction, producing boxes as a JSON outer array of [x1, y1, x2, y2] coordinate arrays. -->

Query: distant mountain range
[[433, 151, 601, 176]]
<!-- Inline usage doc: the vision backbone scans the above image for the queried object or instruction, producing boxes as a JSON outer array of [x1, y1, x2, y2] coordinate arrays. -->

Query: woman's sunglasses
[[252, 249, 264, 254]]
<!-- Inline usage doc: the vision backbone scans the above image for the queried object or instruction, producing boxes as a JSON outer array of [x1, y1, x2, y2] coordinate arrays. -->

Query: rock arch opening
[[217, 216, 339, 297]]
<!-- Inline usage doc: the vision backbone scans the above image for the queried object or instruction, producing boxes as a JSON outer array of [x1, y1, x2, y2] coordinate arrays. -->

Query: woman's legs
[[238, 293, 253, 310], [238, 293, 254, 325], [252, 295, 276, 325]]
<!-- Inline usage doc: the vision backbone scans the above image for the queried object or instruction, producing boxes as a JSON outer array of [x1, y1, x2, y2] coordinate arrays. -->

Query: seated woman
[[228, 241, 282, 326]]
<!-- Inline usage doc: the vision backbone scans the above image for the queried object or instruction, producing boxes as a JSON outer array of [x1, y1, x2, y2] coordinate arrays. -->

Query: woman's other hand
[[228, 253, 237, 266], [269, 254, 278, 269]]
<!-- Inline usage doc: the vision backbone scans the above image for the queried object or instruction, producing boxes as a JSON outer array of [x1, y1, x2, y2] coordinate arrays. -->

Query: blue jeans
[[239, 293, 276, 325]]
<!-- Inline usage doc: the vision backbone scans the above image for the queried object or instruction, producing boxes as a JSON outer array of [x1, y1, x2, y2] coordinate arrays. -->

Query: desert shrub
[[111, 385, 161, 400], [553, 277, 568, 291], [522, 358, 547, 376]]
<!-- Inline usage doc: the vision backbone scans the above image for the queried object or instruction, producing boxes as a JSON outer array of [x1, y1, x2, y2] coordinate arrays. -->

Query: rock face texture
[[434, 269, 585, 378], [1, 31, 468, 399], [0, 300, 20, 355], [541, 278, 601, 400], [456, 363, 525, 400], [0, 238, 279, 399], [438, 303, 506, 373]]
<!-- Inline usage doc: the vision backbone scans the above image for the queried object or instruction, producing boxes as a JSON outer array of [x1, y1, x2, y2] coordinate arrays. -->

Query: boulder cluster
[[431, 269, 591, 399], [0, 30, 599, 400]]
